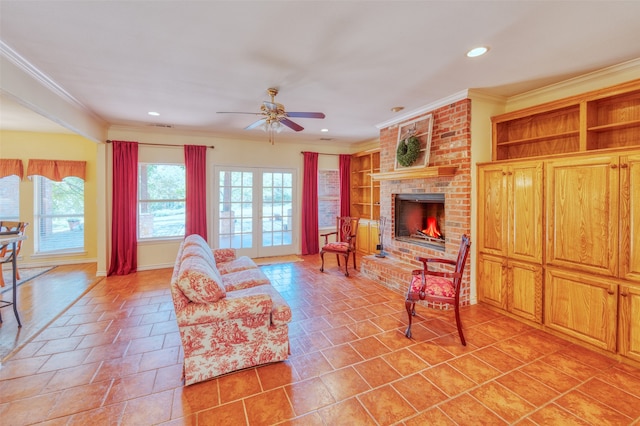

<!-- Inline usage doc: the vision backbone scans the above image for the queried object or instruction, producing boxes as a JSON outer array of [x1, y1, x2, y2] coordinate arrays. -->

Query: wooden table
[[0, 232, 26, 327]]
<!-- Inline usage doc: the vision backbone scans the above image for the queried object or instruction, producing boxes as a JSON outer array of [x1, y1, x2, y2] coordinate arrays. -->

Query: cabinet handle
[[620, 163, 629, 168], [607, 289, 615, 295], [621, 292, 628, 297], [611, 164, 618, 169]]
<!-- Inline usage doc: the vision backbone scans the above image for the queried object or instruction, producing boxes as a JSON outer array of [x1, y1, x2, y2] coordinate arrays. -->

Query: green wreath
[[396, 136, 420, 167]]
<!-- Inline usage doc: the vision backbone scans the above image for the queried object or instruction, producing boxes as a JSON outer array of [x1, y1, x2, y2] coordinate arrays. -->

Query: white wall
[[104, 127, 355, 274]]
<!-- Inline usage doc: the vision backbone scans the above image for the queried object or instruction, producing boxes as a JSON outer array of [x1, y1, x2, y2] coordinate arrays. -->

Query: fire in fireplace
[[394, 193, 445, 250]]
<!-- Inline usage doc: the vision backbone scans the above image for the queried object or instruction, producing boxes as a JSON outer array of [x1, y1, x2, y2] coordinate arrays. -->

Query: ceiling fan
[[217, 88, 325, 144]]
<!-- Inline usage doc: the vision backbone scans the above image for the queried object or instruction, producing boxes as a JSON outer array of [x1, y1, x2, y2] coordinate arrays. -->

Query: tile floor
[[0, 255, 639, 425]]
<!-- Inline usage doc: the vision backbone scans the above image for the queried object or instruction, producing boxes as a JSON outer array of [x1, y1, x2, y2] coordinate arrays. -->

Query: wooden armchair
[[0, 221, 29, 288], [319, 216, 359, 277], [405, 234, 471, 345]]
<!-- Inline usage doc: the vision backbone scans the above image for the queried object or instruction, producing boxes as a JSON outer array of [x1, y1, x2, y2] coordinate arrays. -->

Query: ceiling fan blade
[[217, 111, 262, 115], [280, 118, 304, 132], [286, 112, 326, 119], [245, 118, 266, 130]]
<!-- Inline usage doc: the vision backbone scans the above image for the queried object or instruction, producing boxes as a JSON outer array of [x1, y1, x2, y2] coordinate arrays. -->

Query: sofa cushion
[[213, 248, 237, 264], [183, 235, 217, 268], [217, 256, 257, 275], [177, 256, 226, 303], [228, 284, 293, 326], [222, 268, 271, 292]]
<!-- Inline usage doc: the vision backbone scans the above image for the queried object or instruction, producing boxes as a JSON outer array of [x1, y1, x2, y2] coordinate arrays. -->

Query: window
[[34, 175, 84, 253], [0, 175, 20, 220], [138, 163, 185, 239], [318, 169, 340, 228]]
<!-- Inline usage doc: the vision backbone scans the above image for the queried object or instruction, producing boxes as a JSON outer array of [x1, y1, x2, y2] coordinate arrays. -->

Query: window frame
[[318, 168, 340, 229], [137, 162, 186, 241], [33, 175, 85, 254], [0, 175, 21, 221]]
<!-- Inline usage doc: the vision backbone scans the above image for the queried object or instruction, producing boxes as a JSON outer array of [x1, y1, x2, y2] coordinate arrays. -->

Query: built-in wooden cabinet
[[477, 161, 543, 323], [478, 80, 640, 366], [351, 149, 380, 254], [356, 220, 379, 255], [545, 266, 618, 352], [545, 155, 619, 277], [619, 285, 640, 363], [492, 79, 640, 161], [620, 152, 640, 283]]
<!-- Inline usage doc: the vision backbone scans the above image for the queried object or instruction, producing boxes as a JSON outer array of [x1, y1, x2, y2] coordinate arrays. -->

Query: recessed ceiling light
[[321, 128, 329, 132], [466, 46, 489, 58], [391, 106, 404, 113], [148, 111, 160, 116]]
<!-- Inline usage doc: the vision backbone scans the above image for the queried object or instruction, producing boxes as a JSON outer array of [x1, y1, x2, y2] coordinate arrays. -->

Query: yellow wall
[[0, 130, 99, 267]]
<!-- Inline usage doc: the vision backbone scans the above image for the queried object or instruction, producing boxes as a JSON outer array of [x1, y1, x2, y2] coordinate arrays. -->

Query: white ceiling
[[1, 1, 640, 145]]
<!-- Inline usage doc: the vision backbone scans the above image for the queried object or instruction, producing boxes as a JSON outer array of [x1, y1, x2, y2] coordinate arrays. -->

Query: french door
[[214, 167, 295, 258]]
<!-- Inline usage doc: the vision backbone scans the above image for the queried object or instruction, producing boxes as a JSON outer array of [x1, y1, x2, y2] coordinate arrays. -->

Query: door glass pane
[[218, 170, 253, 249], [262, 171, 292, 248]]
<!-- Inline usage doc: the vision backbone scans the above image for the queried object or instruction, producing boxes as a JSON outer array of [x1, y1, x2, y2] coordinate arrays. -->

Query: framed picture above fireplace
[[394, 114, 433, 170]]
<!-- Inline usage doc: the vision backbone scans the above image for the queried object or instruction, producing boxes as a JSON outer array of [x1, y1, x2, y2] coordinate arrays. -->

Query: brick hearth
[[362, 98, 472, 308]]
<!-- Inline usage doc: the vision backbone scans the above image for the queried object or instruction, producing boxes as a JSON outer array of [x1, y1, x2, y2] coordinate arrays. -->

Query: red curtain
[[339, 154, 351, 217], [301, 151, 319, 255], [184, 145, 207, 241], [108, 141, 138, 276]]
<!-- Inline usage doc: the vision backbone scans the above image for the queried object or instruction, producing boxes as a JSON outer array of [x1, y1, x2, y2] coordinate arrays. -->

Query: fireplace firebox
[[394, 193, 445, 251]]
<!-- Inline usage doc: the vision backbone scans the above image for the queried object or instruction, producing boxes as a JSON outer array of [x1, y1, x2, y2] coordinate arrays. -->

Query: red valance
[[27, 159, 86, 181], [0, 159, 24, 179]]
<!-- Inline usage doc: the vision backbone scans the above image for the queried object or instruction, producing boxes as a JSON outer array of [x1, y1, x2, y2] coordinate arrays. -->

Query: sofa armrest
[[212, 248, 237, 264], [176, 292, 272, 326]]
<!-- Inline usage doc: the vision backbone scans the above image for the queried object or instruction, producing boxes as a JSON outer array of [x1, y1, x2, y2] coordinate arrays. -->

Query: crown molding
[[506, 57, 640, 107], [376, 90, 469, 130], [0, 40, 89, 111]]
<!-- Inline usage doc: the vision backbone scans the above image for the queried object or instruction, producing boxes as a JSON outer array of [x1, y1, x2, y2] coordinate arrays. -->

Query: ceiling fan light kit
[[218, 88, 325, 144]]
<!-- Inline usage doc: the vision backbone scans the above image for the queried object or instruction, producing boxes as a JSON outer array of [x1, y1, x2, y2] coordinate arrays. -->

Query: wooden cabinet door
[[620, 153, 640, 282], [508, 162, 543, 263], [545, 267, 617, 351], [508, 260, 543, 323], [546, 156, 619, 276], [478, 164, 508, 256], [477, 253, 507, 309], [356, 220, 370, 254], [619, 285, 640, 363], [368, 221, 380, 254]]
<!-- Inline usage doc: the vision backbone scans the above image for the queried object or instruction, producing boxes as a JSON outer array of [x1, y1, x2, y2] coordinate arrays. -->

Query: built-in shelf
[[371, 166, 457, 181]]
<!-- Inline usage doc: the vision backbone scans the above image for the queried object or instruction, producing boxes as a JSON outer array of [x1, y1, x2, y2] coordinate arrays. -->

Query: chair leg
[[454, 304, 466, 346], [405, 300, 415, 338], [352, 251, 357, 270], [320, 251, 325, 272], [343, 254, 349, 277]]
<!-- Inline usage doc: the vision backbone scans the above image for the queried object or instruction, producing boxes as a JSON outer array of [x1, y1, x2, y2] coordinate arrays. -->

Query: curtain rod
[[106, 140, 214, 149], [300, 151, 343, 156]]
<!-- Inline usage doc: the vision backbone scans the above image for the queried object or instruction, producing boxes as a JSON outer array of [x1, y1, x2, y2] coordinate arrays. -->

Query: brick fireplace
[[394, 193, 446, 251], [362, 99, 472, 308]]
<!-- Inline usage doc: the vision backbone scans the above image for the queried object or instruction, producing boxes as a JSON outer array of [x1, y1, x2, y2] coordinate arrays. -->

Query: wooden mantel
[[371, 166, 457, 181]]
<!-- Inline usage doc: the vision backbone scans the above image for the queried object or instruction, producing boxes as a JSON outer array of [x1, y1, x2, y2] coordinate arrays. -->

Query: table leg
[[11, 241, 22, 327]]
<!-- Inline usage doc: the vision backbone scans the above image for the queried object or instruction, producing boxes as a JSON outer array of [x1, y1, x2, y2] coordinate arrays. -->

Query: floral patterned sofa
[[170, 234, 292, 385]]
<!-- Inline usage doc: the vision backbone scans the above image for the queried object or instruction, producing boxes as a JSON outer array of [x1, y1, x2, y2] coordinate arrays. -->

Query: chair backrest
[[0, 221, 28, 261], [454, 234, 472, 288], [337, 216, 359, 246]]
